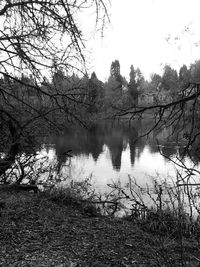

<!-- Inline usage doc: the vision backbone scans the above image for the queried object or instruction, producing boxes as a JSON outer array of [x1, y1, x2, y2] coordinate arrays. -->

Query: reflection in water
[[50, 120, 189, 173], [128, 127, 138, 166], [32, 119, 200, 198], [160, 146, 178, 159], [105, 128, 124, 171], [52, 122, 144, 172], [34, 119, 200, 191]]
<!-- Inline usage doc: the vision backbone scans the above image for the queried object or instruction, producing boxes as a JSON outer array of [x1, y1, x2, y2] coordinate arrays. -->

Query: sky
[[84, 0, 200, 81]]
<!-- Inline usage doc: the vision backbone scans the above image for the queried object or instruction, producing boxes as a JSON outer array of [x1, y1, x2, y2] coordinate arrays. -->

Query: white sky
[[84, 0, 200, 81]]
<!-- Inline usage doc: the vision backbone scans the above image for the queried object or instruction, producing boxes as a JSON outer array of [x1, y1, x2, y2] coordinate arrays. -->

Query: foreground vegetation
[[0, 188, 200, 267]]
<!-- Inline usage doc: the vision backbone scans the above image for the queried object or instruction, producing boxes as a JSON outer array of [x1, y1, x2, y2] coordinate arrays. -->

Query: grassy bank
[[0, 191, 200, 267]]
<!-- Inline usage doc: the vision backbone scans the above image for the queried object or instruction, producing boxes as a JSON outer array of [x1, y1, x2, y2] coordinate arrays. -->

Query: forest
[[1, 57, 199, 116]]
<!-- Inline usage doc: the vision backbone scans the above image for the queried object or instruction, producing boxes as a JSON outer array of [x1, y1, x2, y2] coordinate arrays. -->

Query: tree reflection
[[54, 125, 104, 169], [160, 146, 177, 159], [87, 126, 104, 162], [43, 120, 196, 173], [105, 127, 123, 171], [128, 127, 138, 166]]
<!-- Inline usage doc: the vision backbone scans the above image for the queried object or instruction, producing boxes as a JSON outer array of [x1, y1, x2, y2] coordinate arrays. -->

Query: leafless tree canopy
[[0, 0, 110, 127], [0, 0, 110, 181], [0, 0, 109, 78]]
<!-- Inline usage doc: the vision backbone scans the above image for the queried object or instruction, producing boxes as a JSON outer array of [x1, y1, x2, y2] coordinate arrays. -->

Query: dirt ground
[[0, 191, 199, 267]]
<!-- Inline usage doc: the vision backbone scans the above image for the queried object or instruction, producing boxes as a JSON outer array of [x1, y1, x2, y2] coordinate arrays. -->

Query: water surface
[[39, 120, 200, 193]]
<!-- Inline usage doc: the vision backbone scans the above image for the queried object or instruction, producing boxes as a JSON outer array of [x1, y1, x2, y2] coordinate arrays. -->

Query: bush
[[43, 178, 101, 217]]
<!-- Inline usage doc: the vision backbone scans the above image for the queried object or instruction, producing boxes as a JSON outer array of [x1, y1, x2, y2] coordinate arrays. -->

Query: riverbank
[[0, 191, 199, 267]]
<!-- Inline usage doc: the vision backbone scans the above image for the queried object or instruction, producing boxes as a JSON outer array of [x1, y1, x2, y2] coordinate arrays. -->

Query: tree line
[[4, 58, 197, 114]]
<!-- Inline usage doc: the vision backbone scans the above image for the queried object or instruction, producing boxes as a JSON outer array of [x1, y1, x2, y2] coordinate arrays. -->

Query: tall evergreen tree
[[161, 65, 179, 93], [128, 65, 138, 105], [110, 60, 123, 86], [135, 67, 145, 92], [87, 72, 104, 113], [190, 60, 200, 83], [179, 65, 190, 89], [149, 73, 162, 91], [110, 60, 120, 78]]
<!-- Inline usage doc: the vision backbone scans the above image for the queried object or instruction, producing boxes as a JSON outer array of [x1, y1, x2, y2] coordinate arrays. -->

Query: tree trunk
[[0, 120, 20, 178]]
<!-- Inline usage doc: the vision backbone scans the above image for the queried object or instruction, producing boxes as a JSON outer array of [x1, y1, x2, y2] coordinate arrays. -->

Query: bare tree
[[0, 0, 110, 182]]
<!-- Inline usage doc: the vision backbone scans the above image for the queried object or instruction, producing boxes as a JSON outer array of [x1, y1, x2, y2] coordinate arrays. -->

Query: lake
[[38, 119, 200, 195]]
